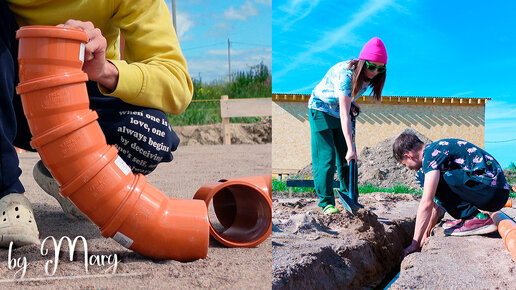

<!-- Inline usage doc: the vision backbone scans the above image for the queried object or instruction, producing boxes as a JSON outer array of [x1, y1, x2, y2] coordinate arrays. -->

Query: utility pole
[[171, 0, 177, 31], [227, 38, 231, 83]]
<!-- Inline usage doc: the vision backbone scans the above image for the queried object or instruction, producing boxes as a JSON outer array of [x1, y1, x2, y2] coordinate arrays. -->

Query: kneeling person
[[393, 132, 510, 256]]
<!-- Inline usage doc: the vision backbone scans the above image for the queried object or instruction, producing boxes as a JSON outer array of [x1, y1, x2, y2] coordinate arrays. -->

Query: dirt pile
[[173, 117, 271, 146], [297, 129, 432, 189], [272, 193, 420, 289]]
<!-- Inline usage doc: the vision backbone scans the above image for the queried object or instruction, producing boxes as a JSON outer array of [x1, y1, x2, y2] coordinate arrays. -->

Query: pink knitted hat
[[359, 37, 387, 64]]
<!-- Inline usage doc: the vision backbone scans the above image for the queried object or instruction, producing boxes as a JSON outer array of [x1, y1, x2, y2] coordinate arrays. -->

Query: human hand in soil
[[57, 19, 119, 91], [403, 240, 420, 257], [345, 149, 357, 163]]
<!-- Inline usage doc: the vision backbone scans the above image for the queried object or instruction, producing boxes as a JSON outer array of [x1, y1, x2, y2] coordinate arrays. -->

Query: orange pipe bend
[[490, 211, 516, 262], [16, 26, 209, 261], [193, 174, 272, 247]]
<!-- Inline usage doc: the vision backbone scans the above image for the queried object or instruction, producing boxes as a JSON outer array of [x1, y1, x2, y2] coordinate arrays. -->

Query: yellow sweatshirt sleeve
[[100, 0, 193, 115]]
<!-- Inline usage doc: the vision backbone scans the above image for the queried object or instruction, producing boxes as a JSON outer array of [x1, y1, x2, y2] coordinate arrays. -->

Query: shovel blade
[[336, 189, 363, 215]]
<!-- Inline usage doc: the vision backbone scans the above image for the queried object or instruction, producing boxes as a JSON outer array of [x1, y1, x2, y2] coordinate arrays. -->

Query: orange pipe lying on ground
[[194, 175, 272, 247], [490, 211, 516, 262], [16, 26, 209, 261]]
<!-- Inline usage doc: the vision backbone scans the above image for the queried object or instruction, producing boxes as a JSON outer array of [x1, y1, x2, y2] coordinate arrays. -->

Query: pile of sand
[[297, 129, 432, 189], [173, 117, 271, 146]]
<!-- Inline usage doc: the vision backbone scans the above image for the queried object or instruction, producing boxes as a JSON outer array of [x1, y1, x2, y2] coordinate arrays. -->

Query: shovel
[[337, 104, 363, 214]]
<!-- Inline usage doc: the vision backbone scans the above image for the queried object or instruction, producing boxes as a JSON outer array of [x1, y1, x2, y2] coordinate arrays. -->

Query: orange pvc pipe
[[490, 211, 516, 262], [16, 26, 209, 261], [17, 26, 88, 82], [193, 175, 272, 247]]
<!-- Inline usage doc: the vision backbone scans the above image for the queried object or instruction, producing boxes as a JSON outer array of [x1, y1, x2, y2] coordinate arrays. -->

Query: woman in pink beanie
[[308, 37, 387, 215]]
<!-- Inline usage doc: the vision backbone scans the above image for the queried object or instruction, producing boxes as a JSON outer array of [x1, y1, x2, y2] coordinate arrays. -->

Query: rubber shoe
[[444, 216, 497, 236], [33, 160, 88, 220], [322, 205, 340, 215], [0, 194, 40, 247], [442, 219, 462, 230]]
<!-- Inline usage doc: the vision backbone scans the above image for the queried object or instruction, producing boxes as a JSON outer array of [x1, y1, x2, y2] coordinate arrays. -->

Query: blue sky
[[165, 0, 271, 83], [273, 0, 516, 168]]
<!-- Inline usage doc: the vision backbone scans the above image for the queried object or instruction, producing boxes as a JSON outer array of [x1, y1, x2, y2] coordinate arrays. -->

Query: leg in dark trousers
[[0, 1, 24, 198], [0, 1, 40, 247], [434, 170, 509, 219]]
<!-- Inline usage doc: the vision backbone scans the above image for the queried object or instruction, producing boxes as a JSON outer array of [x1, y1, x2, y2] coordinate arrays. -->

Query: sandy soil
[[1, 144, 271, 289], [392, 206, 516, 289], [173, 118, 271, 146], [272, 193, 516, 289], [272, 193, 420, 289]]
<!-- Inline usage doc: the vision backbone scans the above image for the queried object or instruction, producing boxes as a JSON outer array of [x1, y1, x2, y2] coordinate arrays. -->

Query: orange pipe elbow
[[193, 175, 272, 247], [490, 211, 516, 262], [16, 26, 209, 261]]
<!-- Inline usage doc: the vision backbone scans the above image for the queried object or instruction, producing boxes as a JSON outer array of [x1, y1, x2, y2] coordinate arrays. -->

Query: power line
[[182, 41, 226, 51], [485, 138, 516, 143], [232, 41, 271, 48]]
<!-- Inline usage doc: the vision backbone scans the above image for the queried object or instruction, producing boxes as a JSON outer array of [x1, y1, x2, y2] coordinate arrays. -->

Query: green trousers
[[309, 109, 358, 208]]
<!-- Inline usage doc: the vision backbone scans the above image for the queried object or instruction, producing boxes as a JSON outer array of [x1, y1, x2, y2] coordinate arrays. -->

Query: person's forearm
[[94, 60, 119, 92], [339, 115, 354, 150], [420, 202, 441, 245], [413, 199, 435, 247], [338, 94, 354, 151], [413, 170, 440, 248]]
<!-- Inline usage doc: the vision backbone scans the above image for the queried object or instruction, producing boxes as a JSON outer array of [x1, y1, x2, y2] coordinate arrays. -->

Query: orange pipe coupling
[[193, 175, 272, 247], [16, 26, 209, 261], [490, 211, 516, 262]]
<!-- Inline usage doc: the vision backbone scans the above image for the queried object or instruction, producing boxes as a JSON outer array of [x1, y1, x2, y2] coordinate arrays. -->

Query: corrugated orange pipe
[[194, 175, 272, 247], [490, 210, 516, 262], [16, 25, 209, 261]]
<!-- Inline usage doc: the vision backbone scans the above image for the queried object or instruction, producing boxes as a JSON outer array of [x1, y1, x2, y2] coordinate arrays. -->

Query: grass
[[168, 62, 271, 126], [272, 178, 422, 195], [504, 165, 516, 198]]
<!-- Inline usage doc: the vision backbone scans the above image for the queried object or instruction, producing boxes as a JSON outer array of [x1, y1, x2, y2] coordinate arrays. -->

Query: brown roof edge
[[272, 93, 491, 104]]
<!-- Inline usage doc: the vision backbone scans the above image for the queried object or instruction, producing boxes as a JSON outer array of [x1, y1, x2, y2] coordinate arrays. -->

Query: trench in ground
[[273, 211, 415, 289]]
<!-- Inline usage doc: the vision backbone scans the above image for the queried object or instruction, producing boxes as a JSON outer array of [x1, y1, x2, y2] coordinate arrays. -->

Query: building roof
[[272, 93, 490, 105]]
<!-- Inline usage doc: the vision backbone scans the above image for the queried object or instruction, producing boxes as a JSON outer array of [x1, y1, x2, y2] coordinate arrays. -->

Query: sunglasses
[[365, 61, 386, 73]]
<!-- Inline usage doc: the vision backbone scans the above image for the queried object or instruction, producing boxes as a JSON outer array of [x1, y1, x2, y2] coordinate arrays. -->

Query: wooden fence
[[220, 95, 271, 145]]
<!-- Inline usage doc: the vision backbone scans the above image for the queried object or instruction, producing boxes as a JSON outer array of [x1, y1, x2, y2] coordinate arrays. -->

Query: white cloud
[[176, 12, 194, 39], [275, 0, 396, 80], [255, 0, 272, 5], [277, 0, 321, 30], [449, 91, 473, 98], [225, 1, 259, 21]]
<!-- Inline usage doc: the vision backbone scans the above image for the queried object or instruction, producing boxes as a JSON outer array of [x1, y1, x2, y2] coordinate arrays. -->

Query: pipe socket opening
[[210, 184, 271, 245]]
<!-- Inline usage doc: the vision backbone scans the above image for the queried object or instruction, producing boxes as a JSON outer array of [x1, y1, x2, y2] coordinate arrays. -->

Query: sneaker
[[442, 219, 462, 230], [33, 160, 88, 220], [322, 204, 340, 215], [444, 216, 497, 236], [0, 194, 40, 247]]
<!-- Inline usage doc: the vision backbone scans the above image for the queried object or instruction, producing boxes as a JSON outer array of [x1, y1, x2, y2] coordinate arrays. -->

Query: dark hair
[[348, 59, 385, 102], [393, 132, 424, 162]]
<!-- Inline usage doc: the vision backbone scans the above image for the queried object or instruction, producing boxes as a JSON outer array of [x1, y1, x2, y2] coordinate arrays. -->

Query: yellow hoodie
[[8, 0, 193, 115]]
